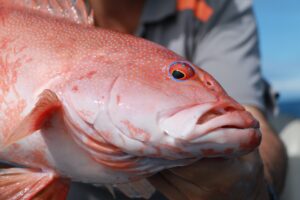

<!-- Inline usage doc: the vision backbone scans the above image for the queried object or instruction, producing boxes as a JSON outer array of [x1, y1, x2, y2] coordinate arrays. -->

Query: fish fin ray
[[0, 168, 69, 200], [3, 89, 61, 147], [115, 179, 155, 199], [5, 0, 93, 25]]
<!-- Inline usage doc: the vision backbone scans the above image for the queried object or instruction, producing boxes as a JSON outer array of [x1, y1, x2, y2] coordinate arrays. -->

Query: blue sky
[[253, 0, 300, 101]]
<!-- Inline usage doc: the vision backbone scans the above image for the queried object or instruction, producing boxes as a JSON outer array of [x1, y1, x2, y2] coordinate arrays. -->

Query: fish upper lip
[[187, 110, 260, 140], [159, 102, 259, 141], [197, 108, 260, 130]]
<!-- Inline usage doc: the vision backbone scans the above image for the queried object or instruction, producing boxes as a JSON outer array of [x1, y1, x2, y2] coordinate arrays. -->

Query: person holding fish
[[82, 0, 287, 199], [0, 0, 286, 200]]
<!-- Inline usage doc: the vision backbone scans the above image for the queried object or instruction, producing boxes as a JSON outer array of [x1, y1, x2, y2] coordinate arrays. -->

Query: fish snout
[[159, 100, 261, 153], [195, 100, 259, 130]]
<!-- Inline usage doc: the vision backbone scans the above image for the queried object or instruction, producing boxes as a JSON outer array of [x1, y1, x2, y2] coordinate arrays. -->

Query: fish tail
[[0, 167, 70, 200]]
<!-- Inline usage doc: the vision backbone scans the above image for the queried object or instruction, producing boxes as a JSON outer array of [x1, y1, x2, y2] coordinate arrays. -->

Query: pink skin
[[0, 3, 260, 184]]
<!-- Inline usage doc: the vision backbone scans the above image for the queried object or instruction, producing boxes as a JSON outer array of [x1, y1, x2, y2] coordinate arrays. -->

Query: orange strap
[[177, 0, 213, 22]]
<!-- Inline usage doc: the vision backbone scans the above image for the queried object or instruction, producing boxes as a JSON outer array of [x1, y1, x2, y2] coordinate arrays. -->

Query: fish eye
[[169, 61, 195, 81], [172, 70, 185, 79]]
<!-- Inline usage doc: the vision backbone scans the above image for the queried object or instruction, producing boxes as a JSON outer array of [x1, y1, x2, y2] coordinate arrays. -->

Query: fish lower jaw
[[161, 127, 261, 159], [175, 110, 260, 141], [189, 127, 261, 151]]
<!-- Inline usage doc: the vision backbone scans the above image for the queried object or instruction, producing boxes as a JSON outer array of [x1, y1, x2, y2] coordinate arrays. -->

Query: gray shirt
[[136, 0, 275, 113]]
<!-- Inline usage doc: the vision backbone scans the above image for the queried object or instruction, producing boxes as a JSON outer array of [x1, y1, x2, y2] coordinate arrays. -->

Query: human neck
[[88, 0, 145, 34]]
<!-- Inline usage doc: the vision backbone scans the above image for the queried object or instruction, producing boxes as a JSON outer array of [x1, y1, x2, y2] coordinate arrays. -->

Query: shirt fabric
[[136, 0, 275, 113], [68, 0, 275, 199]]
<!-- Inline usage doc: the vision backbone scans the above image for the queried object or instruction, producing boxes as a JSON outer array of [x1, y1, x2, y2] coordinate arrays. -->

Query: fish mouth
[[159, 101, 261, 150], [191, 109, 260, 139], [190, 110, 261, 151]]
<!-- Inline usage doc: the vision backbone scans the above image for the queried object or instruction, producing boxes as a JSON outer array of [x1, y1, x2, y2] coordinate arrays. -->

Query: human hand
[[148, 151, 270, 200]]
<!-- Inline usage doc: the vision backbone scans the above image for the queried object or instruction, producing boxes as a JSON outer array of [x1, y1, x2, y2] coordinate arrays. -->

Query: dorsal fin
[[3, 0, 94, 25]]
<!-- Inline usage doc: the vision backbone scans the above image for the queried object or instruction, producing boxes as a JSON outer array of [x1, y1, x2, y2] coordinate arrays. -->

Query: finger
[[160, 170, 209, 200], [169, 158, 231, 186], [148, 173, 188, 200]]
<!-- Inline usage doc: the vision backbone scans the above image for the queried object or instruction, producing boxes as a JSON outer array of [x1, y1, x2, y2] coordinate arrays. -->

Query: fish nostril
[[199, 75, 216, 91], [203, 79, 218, 92], [206, 81, 212, 86], [205, 80, 214, 88]]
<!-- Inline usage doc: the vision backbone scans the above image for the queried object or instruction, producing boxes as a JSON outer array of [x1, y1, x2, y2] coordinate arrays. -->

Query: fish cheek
[[62, 77, 115, 125], [107, 79, 171, 143]]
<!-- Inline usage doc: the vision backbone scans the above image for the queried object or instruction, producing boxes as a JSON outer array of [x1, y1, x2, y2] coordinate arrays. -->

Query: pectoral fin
[[3, 89, 61, 147], [0, 168, 70, 200]]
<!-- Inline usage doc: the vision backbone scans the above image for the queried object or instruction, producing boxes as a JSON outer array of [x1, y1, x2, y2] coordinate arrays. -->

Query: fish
[[0, 0, 261, 199]]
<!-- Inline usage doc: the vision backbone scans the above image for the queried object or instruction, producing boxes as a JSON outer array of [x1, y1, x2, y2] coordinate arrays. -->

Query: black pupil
[[172, 70, 185, 79]]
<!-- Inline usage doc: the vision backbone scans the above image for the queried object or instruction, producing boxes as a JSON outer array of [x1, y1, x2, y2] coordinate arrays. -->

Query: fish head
[[61, 35, 261, 174], [102, 48, 261, 160]]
